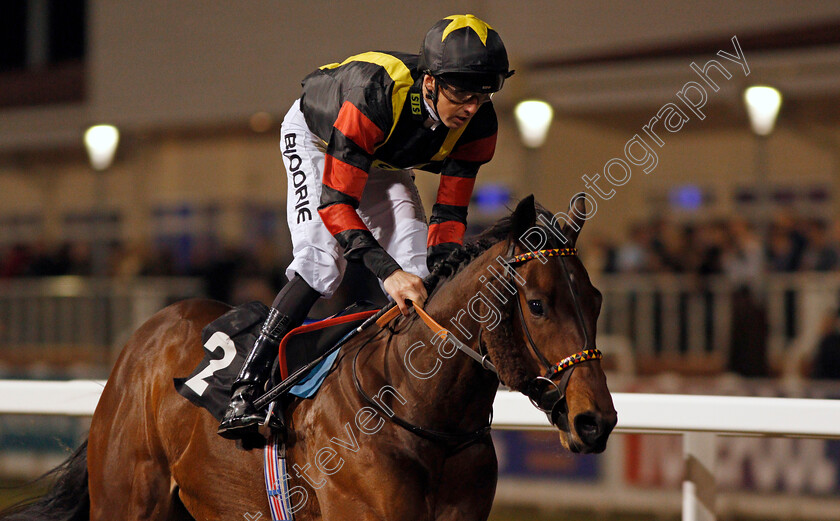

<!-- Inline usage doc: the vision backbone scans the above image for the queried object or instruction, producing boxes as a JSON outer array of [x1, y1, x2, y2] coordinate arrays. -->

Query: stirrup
[[258, 401, 286, 439]]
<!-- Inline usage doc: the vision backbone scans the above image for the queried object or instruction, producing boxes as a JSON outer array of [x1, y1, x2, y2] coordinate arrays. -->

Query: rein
[[351, 333, 492, 453], [374, 303, 498, 373], [352, 244, 603, 450]]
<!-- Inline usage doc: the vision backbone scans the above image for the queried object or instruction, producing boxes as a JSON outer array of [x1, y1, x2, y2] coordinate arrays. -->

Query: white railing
[[597, 271, 840, 373], [2, 380, 839, 521], [497, 391, 840, 521]]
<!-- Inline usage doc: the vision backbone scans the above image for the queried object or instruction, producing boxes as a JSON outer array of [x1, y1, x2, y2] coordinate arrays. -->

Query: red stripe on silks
[[427, 221, 466, 247], [266, 446, 275, 495], [323, 156, 368, 201], [278, 338, 291, 386], [448, 133, 497, 162], [263, 444, 270, 489], [318, 203, 368, 237], [436, 175, 476, 207], [334, 101, 383, 154]]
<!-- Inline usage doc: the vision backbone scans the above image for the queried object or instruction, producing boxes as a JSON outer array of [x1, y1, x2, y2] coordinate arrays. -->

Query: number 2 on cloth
[[184, 331, 237, 396]]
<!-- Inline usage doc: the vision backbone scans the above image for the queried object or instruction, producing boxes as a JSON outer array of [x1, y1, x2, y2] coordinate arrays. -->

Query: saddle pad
[[174, 301, 378, 420]]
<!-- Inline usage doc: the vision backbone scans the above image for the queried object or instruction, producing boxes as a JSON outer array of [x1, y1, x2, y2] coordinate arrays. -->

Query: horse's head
[[483, 195, 617, 453]]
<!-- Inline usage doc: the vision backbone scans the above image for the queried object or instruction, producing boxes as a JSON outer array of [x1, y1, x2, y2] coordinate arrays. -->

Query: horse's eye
[[528, 300, 545, 317]]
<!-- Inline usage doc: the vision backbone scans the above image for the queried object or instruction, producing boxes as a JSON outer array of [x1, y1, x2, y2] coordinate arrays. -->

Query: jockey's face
[[422, 75, 491, 129]]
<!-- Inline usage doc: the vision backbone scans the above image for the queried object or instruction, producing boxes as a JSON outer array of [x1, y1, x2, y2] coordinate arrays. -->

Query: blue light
[[670, 185, 703, 210], [473, 184, 512, 212]]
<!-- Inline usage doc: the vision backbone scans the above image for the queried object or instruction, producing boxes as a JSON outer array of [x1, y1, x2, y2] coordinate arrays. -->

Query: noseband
[[503, 244, 603, 429]]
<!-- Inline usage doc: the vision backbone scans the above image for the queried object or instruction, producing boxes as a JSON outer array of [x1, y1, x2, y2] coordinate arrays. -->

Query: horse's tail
[[0, 439, 90, 521]]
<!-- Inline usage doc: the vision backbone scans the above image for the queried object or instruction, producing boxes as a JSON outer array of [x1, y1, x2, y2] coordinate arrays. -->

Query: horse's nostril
[[573, 410, 617, 452], [574, 413, 600, 444]]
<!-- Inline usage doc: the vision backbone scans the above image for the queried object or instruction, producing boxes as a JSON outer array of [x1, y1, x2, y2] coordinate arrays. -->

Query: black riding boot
[[217, 274, 321, 440], [217, 307, 293, 439]]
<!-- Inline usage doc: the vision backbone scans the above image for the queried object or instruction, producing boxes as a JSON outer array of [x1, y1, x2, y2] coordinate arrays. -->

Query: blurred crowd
[[0, 237, 385, 315], [582, 211, 840, 379], [588, 212, 840, 281], [2, 211, 839, 295], [1, 210, 839, 378]]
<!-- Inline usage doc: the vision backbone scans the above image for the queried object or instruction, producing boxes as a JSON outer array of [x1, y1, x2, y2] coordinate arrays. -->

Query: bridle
[[502, 244, 603, 430], [351, 242, 603, 451]]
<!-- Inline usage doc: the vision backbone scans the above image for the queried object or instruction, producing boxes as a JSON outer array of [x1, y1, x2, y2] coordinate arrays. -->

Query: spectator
[[722, 219, 769, 376], [67, 241, 92, 275], [801, 220, 839, 271], [24, 240, 63, 276], [812, 310, 840, 380], [693, 220, 726, 275], [112, 241, 152, 278], [1, 244, 32, 278], [650, 218, 687, 273], [767, 227, 800, 272], [722, 218, 764, 290], [615, 224, 651, 273]]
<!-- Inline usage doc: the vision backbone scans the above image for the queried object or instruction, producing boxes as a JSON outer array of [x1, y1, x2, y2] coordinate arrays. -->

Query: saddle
[[174, 300, 379, 421]]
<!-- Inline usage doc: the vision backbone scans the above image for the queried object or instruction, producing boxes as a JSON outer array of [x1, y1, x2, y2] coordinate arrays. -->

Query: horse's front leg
[[317, 460, 435, 521], [434, 438, 498, 521], [292, 430, 439, 521]]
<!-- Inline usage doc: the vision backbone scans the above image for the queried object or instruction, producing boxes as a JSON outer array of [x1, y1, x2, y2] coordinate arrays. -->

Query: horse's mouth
[[559, 432, 610, 454]]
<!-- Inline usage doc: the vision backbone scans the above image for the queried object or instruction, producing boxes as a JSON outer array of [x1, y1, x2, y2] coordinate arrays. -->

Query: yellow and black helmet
[[418, 14, 514, 93]]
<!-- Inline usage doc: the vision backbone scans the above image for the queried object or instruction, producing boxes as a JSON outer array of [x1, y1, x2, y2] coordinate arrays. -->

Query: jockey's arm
[[316, 101, 426, 314], [427, 116, 498, 270], [317, 101, 399, 278]]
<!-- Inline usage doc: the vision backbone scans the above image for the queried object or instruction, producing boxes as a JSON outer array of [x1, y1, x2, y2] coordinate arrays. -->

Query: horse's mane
[[423, 203, 555, 297]]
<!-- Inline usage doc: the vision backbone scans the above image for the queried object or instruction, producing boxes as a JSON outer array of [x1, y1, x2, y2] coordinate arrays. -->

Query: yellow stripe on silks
[[370, 160, 403, 171], [430, 124, 468, 162], [320, 52, 413, 146]]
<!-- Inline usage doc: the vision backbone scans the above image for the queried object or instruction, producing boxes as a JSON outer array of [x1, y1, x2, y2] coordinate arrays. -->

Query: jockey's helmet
[[418, 14, 514, 94]]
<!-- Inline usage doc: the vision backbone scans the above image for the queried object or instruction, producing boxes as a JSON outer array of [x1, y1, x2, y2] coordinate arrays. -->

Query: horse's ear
[[561, 194, 587, 246], [510, 194, 537, 239]]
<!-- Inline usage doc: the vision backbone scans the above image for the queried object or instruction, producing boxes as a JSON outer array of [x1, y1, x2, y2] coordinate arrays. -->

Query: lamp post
[[84, 124, 120, 276], [743, 86, 782, 239], [514, 99, 554, 194], [743, 86, 782, 138], [514, 99, 554, 149]]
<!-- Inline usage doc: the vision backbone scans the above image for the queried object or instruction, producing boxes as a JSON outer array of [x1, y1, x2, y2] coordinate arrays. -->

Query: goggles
[[436, 79, 494, 106]]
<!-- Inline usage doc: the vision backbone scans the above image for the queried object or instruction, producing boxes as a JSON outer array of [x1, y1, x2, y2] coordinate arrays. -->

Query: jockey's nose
[[463, 102, 479, 116]]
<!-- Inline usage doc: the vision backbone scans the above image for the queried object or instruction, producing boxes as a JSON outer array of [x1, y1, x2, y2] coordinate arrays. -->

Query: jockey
[[218, 14, 513, 440]]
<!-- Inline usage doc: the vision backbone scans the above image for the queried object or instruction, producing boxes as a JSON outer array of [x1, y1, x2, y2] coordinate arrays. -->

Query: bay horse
[[1, 195, 616, 521]]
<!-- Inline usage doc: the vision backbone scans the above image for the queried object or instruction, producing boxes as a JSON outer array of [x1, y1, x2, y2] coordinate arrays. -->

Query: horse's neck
[[385, 246, 503, 431]]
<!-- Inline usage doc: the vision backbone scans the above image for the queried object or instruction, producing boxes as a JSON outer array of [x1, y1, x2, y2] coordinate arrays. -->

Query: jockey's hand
[[383, 269, 428, 316]]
